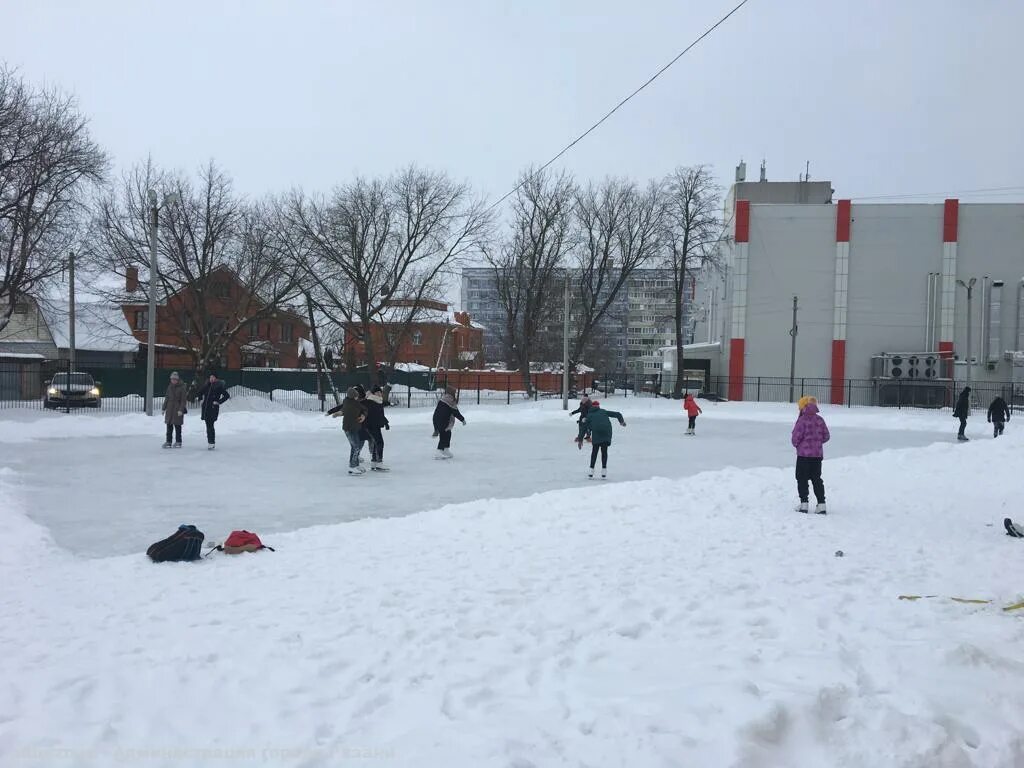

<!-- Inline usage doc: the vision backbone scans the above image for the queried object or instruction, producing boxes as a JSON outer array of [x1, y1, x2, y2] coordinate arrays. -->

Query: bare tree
[[661, 165, 723, 398], [488, 169, 576, 394], [569, 177, 663, 367], [91, 161, 303, 378], [285, 166, 491, 381], [0, 68, 106, 333]]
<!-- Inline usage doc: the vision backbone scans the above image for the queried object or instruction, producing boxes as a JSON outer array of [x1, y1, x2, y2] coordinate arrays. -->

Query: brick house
[[120, 266, 310, 370], [343, 299, 485, 369]]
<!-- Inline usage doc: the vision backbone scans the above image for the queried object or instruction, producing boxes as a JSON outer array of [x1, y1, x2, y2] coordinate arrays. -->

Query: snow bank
[[1, 428, 1023, 766]]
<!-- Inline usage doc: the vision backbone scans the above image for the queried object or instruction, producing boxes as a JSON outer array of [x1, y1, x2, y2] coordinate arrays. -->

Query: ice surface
[[2, 399, 1023, 767]]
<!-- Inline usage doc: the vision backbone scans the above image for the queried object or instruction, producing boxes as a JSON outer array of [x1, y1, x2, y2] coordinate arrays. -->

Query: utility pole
[[68, 251, 76, 373], [788, 295, 798, 403], [562, 271, 570, 410], [145, 190, 159, 416], [957, 277, 977, 390], [305, 292, 338, 408]]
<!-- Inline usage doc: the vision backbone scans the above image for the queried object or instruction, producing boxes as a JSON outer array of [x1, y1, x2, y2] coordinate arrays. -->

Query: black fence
[[2, 359, 1020, 415]]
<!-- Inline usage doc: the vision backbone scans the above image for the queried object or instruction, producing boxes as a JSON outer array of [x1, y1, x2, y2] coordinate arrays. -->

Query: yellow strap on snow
[[899, 595, 1024, 610], [1003, 601, 1024, 612], [949, 597, 992, 605]]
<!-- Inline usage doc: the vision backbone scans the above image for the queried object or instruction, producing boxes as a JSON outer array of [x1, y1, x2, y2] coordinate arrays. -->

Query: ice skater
[[792, 396, 830, 514], [329, 387, 368, 475], [570, 392, 593, 449], [195, 372, 231, 450], [364, 385, 390, 470], [581, 400, 625, 479], [161, 371, 188, 448], [953, 386, 971, 441], [988, 394, 1010, 438], [683, 393, 702, 435], [432, 385, 466, 459]]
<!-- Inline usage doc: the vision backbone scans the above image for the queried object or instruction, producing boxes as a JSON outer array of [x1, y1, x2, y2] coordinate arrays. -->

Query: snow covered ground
[[2, 399, 1023, 767]]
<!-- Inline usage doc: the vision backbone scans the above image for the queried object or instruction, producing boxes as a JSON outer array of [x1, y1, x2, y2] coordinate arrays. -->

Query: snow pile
[[2, 421, 1023, 765]]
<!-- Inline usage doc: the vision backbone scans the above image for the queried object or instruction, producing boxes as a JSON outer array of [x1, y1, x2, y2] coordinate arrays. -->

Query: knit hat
[[590, 399, 600, 408], [797, 395, 817, 411], [170, 371, 180, 380], [354, 384, 366, 398], [371, 385, 383, 394]]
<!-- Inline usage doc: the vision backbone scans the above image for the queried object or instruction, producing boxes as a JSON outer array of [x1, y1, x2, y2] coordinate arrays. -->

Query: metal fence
[[2, 359, 1020, 414]]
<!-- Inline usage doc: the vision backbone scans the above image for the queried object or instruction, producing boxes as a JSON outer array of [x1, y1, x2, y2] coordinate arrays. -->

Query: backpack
[[208, 530, 276, 555], [147, 525, 205, 562]]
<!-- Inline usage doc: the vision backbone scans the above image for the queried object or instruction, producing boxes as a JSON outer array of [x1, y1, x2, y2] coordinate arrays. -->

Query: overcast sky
[[6, 0, 1023, 206]]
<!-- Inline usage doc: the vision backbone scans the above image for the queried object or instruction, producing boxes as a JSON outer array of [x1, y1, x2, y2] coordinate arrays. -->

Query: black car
[[44, 372, 102, 409]]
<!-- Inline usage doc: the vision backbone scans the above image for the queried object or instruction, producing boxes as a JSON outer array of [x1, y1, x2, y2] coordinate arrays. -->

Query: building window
[[181, 314, 191, 334], [249, 321, 259, 338], [213, 282, 230, 299], [134, 310, 148, 330], [281, 323, 293, 343], [14, 301, 31, 315], [210, 317, 227, 334], [411, 330, 423, 346]]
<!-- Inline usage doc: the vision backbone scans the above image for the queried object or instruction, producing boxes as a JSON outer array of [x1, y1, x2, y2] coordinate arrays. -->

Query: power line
[[486, 0, 753, 212]]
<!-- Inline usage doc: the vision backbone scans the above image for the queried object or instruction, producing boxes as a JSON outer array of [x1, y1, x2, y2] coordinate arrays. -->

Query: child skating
[[581, 400, 625, 479], [683, 393, 702, 435], [570, 393, 593, 449], [432, 385, 466, 459], [988, 394, 1010, 438], [791, 396, 830, 514]]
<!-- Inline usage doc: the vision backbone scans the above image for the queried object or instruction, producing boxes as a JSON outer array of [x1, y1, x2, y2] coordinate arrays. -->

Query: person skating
[[683, 393, 702, 435], [195, 372, 230, 450], [364, 385, 391, 470], [354, 384, 371, 464], [161, 371, 188, 448], [988, 394, 1010, 438], [570, 393, 593, 449], [791, 398, 830, 514], [581, 400, 625, 478], [432, 385, 465, 459], [329, 387, 368, 475], [953, 387, 971, 441]]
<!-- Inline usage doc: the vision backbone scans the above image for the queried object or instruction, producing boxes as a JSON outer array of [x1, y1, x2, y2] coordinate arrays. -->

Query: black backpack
[[147, 525, 205, 562]]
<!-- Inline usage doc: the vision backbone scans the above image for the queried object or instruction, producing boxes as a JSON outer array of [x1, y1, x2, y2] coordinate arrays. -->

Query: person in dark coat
[[364, 386, 391, 469], [195, 372, 230, 450], [581, 400, 625, 478], [988, 395, 1011, 438], [570, 393, 593, 450], [354, 384, 371, 464], [161, 371, 188, 448], [329, 387, 368, 474], [953, 387, 971, 441], [432, 385, 465, 459]]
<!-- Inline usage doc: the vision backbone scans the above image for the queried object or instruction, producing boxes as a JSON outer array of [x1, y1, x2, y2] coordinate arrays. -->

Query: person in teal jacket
[[581, 400, 626, 478]]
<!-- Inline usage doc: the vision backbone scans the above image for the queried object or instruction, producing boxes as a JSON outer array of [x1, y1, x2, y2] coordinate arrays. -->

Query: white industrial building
[[686, 170, 1024, 406]]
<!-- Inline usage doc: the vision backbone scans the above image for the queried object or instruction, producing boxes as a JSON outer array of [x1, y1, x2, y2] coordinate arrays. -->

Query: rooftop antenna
[[759, 159, 767, 182], [805, 160, 811, 182], [735, 158, 746, 183]]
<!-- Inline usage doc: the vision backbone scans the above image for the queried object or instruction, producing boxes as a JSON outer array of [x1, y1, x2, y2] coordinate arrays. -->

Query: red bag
[[214, 530, 275, 555]]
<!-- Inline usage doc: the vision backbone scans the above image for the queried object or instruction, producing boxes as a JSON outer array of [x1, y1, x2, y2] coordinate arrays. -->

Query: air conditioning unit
[[875, 352, 940, 380]]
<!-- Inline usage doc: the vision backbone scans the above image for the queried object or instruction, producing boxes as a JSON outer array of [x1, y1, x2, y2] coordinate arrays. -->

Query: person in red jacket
[[683, 393, 702, 435]]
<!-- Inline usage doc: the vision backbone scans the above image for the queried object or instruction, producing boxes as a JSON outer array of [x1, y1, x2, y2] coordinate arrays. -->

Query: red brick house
[[343, 299, 485, 369], [120, 266, 310, 370]]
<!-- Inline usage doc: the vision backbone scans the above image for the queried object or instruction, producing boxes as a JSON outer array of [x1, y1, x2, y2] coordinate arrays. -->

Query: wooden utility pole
[[788, 296, 798, 403]]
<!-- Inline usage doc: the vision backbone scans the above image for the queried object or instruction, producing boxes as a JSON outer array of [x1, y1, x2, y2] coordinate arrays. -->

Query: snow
[[41, 300, 137, 352], [2, 399, 1024, 767]]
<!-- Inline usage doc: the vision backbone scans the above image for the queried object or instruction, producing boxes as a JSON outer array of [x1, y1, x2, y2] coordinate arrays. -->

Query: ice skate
[[588, 468, 594, 478], [815, 502, 827, 515], [207, 444, 216, 451], [348, 466, 366, 476], [173, 443, 182, 448], [441, 448, 453, 459], [797, 502, 809, 513], [370, 461, 390, 472], [600, 468, 607, 479], [957, 435, 969, 442], [162, 442, 171, 449]]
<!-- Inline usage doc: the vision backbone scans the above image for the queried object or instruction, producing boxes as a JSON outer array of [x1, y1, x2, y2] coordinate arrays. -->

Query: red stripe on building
[[830, 340, 846, 405], [728, 338, 745, 401], [735, 200, 750, 243], [943, 199, 958, 243], [835, 199, 851, 242], [938, 340, 954, 378]]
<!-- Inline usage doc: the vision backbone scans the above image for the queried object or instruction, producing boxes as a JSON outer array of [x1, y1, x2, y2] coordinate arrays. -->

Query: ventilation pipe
[[1017, 278, 1024, 352], [988, 280, 1003, 363]]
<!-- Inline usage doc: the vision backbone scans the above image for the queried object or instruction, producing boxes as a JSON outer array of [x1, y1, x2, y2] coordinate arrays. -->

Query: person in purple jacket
[[791, 397, 830, 514]]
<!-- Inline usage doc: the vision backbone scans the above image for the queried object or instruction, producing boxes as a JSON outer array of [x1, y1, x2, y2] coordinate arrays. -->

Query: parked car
[[43, 372, 101, 409]]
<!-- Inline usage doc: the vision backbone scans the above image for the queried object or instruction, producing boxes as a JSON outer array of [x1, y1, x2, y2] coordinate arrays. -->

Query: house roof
[[39, 300, 138, 353], [376, 305, 486, 330]]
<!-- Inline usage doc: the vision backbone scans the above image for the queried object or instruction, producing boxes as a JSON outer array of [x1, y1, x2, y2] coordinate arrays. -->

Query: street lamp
[[956, 277, 978, 389], [145, 190, 179, 417]]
